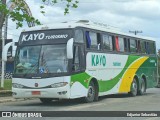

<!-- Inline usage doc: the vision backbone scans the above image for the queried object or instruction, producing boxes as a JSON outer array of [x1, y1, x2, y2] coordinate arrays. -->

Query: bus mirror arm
[[67, 38, 73, 59], [15, 42, 18, 46]]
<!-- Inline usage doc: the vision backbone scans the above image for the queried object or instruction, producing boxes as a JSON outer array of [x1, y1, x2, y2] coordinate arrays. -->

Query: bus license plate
[[32, 91, 41, 95]]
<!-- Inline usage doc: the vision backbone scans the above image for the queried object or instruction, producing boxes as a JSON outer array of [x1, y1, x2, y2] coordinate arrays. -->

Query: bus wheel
[[138, 78, 146, 95], [40, 98, 53, 104], [129, 78, 138, 97], [84, 81, 95, 103]]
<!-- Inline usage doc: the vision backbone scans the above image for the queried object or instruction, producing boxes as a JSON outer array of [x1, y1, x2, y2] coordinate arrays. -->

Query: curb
[[0, 90, 37, 103], [0, 90, 12, 97], [0, 97, 15, 103], [0, 90, 11, 93], [0, 97, 36, 103]]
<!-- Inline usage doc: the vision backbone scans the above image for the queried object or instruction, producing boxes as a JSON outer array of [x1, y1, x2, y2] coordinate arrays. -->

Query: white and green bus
[[12, 20, 157, 103]]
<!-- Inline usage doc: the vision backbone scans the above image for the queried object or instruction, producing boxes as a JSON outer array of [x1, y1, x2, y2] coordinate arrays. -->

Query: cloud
[[6, 0, 160, 49]]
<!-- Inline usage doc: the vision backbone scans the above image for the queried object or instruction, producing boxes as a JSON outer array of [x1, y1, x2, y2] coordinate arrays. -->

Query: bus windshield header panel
[[18, 29, 72, 45]]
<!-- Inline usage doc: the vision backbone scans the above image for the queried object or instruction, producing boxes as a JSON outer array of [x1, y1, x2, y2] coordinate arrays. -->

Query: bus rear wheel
[[40, 98, 53, 104], [129, 78, 138, 97], [84, 81, 96, 103], [138, 78, 146, 95]]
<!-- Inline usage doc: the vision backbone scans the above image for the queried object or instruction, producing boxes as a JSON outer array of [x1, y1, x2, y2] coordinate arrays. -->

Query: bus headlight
[[12, 83, 24, 88], [50, 82, 68, 88]]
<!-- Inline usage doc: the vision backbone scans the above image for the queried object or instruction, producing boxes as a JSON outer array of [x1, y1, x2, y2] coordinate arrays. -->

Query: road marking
[[65, 103, 103, 111]]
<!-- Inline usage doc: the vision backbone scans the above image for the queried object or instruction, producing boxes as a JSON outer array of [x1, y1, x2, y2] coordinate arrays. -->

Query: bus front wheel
[[129, 78, 138, 97], [84, 81, 96, 103]]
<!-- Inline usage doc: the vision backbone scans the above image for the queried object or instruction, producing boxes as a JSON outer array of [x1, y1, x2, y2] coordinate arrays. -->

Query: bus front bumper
[[12, 86, 70, 99]]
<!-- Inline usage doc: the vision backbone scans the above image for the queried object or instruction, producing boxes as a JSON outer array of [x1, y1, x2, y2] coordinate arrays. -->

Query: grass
[[0, 79, 12, 90]]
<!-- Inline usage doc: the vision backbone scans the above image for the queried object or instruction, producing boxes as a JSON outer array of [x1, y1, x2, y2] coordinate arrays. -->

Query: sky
[[7, 0, 160, 50]]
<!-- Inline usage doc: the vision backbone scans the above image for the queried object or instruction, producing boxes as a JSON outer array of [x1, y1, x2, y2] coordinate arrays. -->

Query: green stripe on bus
[[71, 55, 141, 92]]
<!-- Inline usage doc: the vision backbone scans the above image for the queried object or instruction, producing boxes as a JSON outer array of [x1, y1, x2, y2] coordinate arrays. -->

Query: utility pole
[[129, 30, 143, 35], [1, 16, 7, 88]]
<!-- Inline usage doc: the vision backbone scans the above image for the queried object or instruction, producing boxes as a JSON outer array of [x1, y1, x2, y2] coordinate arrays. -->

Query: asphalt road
[[0, 88, 160, 120]]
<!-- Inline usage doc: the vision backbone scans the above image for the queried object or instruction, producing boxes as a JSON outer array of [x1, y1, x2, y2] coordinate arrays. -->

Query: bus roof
[[23, 20, 156, 42]]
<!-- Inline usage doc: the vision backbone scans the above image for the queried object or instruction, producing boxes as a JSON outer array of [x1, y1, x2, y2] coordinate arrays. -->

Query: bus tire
[[138, 78, 146, 95], [84, 81, 95, 103], [40, 98, 53, 104], [129, 78, 138, 97]]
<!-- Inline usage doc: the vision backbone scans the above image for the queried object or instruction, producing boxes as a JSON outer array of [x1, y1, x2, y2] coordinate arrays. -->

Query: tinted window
[[103, 34, 113, 51], [74, 30, 84, 43], [39, 45, 68, 73], [124, 38, 129, 52], [137, 40, 141, 53], [86, 31, 98, 49], [130, 39, 137, 53], [145, 42, 149, 54], [90, 32, 97, 49], [73, 46, 80, 71], [115, 36, 124, 52], [14, 45, 68, 74], [149, 42, 155, 54], [118, 37, 125, 52], [140, 41, 146, 54]]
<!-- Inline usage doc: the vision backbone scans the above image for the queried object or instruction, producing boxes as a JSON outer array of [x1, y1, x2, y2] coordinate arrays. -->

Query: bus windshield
[[14, 44, 68, 75]]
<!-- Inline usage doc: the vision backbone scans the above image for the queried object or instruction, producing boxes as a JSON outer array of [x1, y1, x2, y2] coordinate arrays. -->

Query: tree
[[0, 0, 79, 39], [0, 0, 78, 88], [0, 0, 79, 59], [0, 0, 79, 29]]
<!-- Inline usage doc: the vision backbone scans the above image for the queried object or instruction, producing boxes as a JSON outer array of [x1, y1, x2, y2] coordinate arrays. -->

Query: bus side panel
[[70, 72, 89, 98], [70, 53, 157, 98], [136, 56, 157, 88]]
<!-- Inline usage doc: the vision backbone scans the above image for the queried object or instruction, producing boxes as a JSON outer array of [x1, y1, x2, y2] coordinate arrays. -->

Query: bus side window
[[140, 41, 146, 54], [74, 29, 84, 43], [145, 42, 150, 54], [102, 34, 113, 51], [86, 31, 91, 48], [124, 38, 128, 52], [72, 46, 80, 71], [137, 40, 141, 53], [115, 36, 120, 52], [130, 39, 137, 53], [149, 42, 156, 55], [97, 33, 101, 50], [86, 31, 99, 50], [112, 36, 116, 51], [72, 45, 85, 71], [115, 36, 125, 52]]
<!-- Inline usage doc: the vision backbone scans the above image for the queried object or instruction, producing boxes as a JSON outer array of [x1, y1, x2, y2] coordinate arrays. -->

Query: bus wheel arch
[[84, 78, 99, 102], [138, 75, 147, 95]]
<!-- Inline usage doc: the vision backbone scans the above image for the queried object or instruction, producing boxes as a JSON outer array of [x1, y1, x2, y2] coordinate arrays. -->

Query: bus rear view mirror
[[2, 42, 14, 61], [67, 38, 73, 59]]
